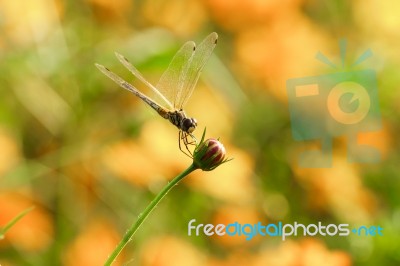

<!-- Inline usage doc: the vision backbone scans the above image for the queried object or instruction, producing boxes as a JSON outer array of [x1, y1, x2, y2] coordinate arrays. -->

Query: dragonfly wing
[[114, 52, 174, 110], [156, 41, 196, 110], [175, 32, 218, 109]]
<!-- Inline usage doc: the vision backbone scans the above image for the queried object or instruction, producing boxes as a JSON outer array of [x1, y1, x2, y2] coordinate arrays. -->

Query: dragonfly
[[95, 32, 218, 157]]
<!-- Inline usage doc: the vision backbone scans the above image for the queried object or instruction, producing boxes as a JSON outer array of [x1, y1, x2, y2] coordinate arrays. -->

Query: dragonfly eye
[[182, 118, 197, 133]]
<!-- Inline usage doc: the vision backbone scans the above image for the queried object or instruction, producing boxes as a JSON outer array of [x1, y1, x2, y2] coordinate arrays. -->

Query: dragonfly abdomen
[[115, 78, 170, 119]]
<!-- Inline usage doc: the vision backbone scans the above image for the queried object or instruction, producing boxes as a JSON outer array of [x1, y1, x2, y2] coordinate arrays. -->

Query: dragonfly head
[[182, 117, 197, 133]]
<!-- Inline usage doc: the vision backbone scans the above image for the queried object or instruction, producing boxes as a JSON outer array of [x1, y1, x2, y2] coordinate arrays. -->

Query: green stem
[[0, 206, 35, 239], [104, 163, 198, 266]]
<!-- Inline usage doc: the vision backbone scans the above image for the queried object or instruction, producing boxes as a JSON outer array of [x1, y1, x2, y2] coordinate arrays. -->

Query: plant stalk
[[104, 163, 198, 265]]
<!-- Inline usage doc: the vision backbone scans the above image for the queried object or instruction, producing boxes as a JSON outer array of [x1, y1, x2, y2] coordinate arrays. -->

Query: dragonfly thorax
[[168, 110, 197, 134]]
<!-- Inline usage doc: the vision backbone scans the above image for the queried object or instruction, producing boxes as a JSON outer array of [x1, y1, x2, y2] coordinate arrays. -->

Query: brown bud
[[193, 138, 227, 171]]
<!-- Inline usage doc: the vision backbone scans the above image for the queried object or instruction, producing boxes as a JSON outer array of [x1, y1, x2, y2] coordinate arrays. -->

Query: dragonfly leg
[[179, 131, 196, 158], [186, 133, 197, 147]]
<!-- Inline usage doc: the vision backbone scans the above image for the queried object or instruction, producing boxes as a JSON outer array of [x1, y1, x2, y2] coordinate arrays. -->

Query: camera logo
[[287, 40, 382, 167]]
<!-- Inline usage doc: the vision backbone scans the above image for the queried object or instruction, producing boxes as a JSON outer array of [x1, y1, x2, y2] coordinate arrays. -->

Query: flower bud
[[193, 138, 227, 171]]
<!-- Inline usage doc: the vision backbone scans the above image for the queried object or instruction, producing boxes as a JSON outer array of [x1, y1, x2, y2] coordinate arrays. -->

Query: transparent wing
[[114, 52, 174, 110], [155, 41, 196, 110], [175, 32, 218, 109]]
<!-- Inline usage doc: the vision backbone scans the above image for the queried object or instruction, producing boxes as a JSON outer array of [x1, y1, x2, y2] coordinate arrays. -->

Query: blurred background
[[0, 0, 399, 265]]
